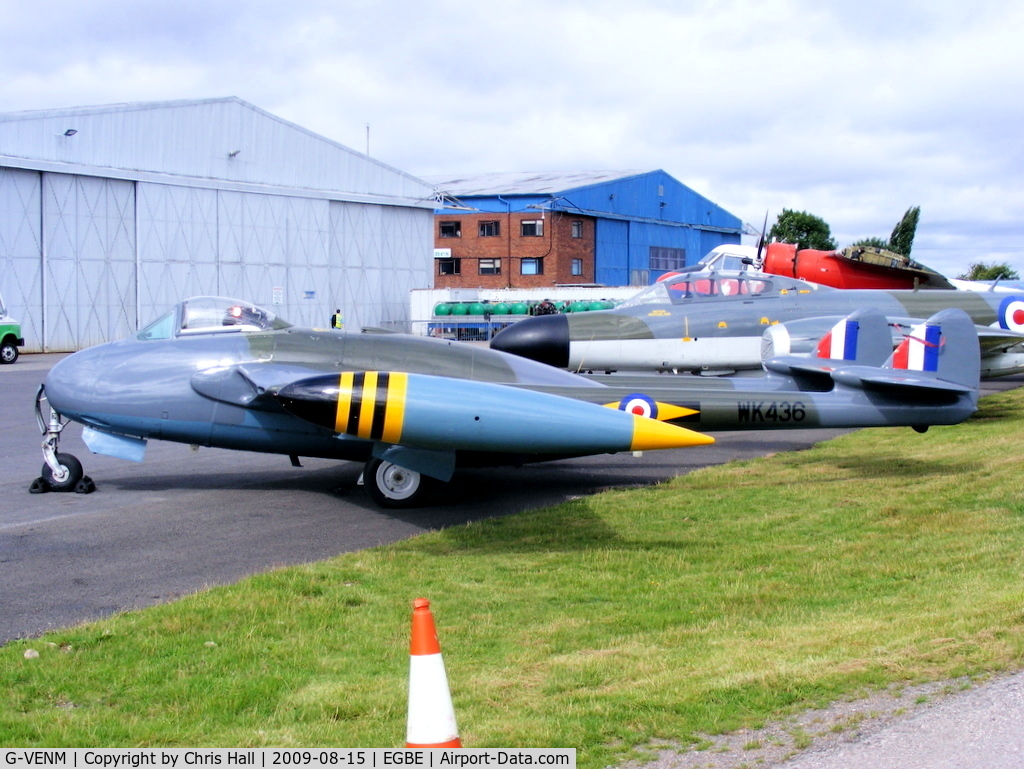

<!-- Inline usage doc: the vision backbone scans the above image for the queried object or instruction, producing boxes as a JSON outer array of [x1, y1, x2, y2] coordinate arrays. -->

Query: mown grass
[[2, 388, 1023, 768]]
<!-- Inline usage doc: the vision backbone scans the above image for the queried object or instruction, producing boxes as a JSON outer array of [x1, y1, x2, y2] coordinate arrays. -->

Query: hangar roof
[[425, 170, 648, 197], [0, 96, 435, 208]]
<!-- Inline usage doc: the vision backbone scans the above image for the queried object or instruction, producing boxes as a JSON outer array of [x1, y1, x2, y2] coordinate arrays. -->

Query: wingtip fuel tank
[[276, 370, 714, 457]]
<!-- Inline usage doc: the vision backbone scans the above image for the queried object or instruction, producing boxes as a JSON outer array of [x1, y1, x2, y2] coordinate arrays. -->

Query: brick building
[[428, 170, 742, 289], [433, 209, 597, 290]]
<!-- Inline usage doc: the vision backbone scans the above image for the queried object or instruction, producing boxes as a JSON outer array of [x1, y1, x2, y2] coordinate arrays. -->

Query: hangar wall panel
[[42, 174, 136, 350], [594, 219, 630, 286], [331, 201, 382, 331], [328, 203, 431, 331], [137, 183, 219, 321], [378, 205, 431, 327], [3, 170, 432, 351], [218, 190, 332, 328], [0, 168, 42, 348], [134, 187, 430, 335]]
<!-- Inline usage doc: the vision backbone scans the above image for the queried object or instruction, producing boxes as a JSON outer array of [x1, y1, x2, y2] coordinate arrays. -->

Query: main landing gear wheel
[[40, 452, 84, 492], [364, 457, 434, 508]]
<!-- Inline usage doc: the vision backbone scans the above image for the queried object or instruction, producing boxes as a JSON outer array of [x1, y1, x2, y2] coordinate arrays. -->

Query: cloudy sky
[[2, 0, 1022, 278]]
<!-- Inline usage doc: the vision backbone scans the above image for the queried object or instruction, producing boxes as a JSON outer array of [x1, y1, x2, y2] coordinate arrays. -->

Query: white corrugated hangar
[[0, 97, 436, 352]]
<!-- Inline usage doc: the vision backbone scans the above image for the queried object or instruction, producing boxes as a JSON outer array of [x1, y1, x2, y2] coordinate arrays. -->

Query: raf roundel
[[998, 296, 1024, 333], [619, 393, 658, 419]]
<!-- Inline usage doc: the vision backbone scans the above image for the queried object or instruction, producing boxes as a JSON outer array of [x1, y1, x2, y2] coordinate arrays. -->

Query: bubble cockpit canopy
[[617, 270, 823, 309], [137, 297, 292, 341]]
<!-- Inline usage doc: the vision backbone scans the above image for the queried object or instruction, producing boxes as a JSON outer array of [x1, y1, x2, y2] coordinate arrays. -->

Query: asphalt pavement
[[777, 670, 1024, 769]]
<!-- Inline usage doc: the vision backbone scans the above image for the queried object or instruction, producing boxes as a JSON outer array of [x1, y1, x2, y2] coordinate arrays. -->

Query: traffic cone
[[406, 597, 462, 748]]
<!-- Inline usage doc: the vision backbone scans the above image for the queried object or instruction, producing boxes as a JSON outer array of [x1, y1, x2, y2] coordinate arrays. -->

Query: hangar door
[[43, 174, 136, 350], [0, 168, 42, 349]]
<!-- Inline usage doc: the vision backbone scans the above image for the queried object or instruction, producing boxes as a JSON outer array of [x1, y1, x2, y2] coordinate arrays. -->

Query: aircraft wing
[[761, 356, 839, 387], [190, 363, 325, 410], [829, 365, 975, 397], [976, 326, 1024, 354], [887, 319, 1024, 355]]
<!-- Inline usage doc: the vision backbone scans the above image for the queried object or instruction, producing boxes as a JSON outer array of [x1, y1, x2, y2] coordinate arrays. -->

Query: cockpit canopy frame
[[619, 271, 815, 308], [137, 296, 292, 341]]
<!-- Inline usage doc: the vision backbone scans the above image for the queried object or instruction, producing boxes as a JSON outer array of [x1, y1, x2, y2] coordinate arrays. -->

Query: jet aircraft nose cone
[[43, 345, 107, 417], [490, 314, 570, 368]]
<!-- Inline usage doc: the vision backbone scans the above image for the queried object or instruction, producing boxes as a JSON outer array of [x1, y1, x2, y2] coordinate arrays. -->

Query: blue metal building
[[429, 170, 742, 285]]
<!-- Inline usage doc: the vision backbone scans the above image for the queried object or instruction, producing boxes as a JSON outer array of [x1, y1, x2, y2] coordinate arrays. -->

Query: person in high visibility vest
[[330, 309, 344, 330]]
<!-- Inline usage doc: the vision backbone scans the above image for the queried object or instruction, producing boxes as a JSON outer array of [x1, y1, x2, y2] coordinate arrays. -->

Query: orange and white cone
[[406, 597, 461, 748]]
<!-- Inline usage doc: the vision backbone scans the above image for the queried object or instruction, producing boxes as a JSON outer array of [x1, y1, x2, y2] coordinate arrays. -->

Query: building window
[[630, 269, 650, 286], [571, 220, 583, 238], [478, 220, 500, 237], [520, 219, 544, 237], [650, 246, 686, 271], [521, 258, 544, 276], [439, 221, 462, 238], [571, 258, 583, 276], [479, 258, 501, 275], [438, 258, 461, 275]]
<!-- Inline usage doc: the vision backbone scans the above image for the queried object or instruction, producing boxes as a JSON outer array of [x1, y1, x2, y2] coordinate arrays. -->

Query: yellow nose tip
[[629, 415, 715, 451]]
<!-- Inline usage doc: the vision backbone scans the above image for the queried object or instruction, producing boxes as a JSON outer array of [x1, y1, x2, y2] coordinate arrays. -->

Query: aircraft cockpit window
[[137, 309, 176, 341], [661, 275, 775, 303], [719, 255, 751, 271], [742, 278, 773, 295], [617, 282, 672, 308], [618, 274, 778, 308], [673, 278, 715, 297], [178, 297, 285, 335], [130, 297, 293, 340]]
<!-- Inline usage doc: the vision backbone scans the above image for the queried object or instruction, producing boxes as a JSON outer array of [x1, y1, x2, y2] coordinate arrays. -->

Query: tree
[[768, 209, 837, 251], [849, 236, 890, 249], [847, 206, 921, 255], [888, 205, 920, 256], [957, 262, 1020, 281]]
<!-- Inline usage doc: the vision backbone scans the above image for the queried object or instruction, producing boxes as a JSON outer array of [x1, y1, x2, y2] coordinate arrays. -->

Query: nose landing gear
[[30, 385, 94, 494]]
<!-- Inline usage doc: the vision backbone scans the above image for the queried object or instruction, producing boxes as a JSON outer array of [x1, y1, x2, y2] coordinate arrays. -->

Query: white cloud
[[2, 0, 1022, 278]]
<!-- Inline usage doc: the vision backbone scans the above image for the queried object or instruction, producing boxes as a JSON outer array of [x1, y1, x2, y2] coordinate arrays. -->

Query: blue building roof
[[426, 170, 647, 197]]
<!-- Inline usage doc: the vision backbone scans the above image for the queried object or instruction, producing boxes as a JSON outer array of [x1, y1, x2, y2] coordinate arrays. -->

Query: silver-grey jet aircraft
[[490, 269, 1024, 377], [32, 296, 979, 507]]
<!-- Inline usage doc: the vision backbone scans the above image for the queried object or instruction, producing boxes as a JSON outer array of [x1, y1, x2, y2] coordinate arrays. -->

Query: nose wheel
[[30, 385, 94, 494], [37, 452, 85, 492]]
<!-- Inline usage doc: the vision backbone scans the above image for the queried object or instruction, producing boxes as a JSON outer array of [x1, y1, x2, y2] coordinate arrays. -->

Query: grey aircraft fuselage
[[489, 271, 1024, 377], [36, 298, 980, 507], [42, 308, 602, 466]]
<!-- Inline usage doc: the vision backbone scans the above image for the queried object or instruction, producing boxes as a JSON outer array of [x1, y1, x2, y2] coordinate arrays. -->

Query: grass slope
[[3, 389, 1023, 767]]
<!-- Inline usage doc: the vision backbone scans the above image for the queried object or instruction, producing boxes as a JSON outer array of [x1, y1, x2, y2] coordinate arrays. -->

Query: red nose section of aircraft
[[489, 314, 570, 367]]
